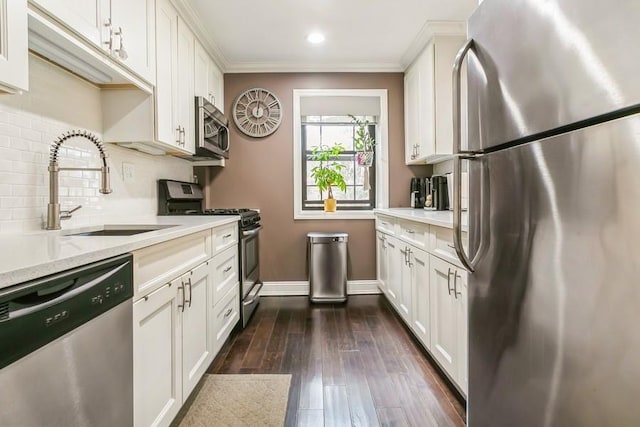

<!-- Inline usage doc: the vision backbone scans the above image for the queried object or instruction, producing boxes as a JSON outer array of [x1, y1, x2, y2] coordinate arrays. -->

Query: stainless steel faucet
[[46, 130, 112, 230]]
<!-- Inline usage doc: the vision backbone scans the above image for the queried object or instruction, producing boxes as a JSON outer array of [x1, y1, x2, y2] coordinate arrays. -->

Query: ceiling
[[180, 0, 478, 73]]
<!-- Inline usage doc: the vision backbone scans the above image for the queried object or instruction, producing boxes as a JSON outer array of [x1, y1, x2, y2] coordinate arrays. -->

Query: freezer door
[[467, 0, 640, 152], [467, 113, 640, 426]]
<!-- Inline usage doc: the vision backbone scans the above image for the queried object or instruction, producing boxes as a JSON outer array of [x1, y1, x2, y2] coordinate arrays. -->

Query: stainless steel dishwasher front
[[0, 254, 134, 427], [307, 232, 348, 303]]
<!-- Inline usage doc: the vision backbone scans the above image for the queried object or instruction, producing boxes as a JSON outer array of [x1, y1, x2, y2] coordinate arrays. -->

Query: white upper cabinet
[[154, 0, 178, 147], [176, 17, 195, 153], [30, 0, 104, 46], [404, 27, 465, 165], [29, 0, 155, 86], [195, 40, 225, 112], [110, 0, 156, 84], [0, 0, 28, 93]]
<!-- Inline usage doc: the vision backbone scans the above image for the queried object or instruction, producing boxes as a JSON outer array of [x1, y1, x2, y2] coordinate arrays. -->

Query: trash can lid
[[307, 232, 348, 242]]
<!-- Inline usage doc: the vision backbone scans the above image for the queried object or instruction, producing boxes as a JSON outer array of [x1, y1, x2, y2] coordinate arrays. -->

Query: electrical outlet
[[122, 162, 135, 183]]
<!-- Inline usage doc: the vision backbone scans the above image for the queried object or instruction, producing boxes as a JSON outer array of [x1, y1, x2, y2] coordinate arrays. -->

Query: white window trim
[[293, 89, 389, 220]]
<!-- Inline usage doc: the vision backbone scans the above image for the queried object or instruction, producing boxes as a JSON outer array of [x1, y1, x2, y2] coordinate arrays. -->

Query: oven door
[[241, 225, 261, 299]]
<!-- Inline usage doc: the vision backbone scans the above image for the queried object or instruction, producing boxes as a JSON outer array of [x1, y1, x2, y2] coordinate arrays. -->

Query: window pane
[[332, 186, 355, 200], [306, 160, 320, 183], [356, 186, 371, 200], [306, 186, 323, 201], [336, 160, 355, 185], [356, 165, 367, 185], [321, 126, 354, 150], [305, 126, 321, 149]]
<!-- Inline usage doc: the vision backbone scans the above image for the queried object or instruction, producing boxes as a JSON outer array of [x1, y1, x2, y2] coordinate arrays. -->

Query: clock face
[[232, 88, 283, 138]]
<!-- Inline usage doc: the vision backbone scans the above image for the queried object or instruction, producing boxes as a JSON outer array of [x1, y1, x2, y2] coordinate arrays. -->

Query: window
[[302, 115, 376, 210], [293, 89, 389, 220]]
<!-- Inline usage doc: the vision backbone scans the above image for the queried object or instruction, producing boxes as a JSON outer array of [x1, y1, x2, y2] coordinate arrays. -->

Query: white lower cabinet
[[133, 226, 240, 427], [375, 215, 468, 395], [133, 279, 183, 427], [410, 247, 430, 348], [181, 261, 214, 399]]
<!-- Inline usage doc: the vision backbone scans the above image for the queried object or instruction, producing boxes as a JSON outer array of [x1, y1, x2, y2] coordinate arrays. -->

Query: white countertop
[[0, 216, 239, 289], [374, 208, 468, 230]]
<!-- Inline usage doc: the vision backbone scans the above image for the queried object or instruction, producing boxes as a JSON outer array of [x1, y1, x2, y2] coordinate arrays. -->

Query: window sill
[[294, 210, 375, 220]]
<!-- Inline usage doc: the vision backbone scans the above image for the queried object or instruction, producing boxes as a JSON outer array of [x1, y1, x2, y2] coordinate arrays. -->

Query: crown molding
[[400, 20, 467, 70], [225, 61, 404, 74], [171, 0, 230, 72]]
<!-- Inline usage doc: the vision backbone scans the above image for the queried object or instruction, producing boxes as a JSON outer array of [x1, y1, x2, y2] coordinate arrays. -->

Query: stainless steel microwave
[[194, 96, 229, 159]]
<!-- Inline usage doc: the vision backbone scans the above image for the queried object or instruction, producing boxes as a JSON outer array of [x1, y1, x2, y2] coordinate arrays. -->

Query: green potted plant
[[349, 114, 376, 167], [309, 143, 347, 212]]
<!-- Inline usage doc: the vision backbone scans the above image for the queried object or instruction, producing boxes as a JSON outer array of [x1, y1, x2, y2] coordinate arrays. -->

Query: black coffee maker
[[430, 175, 449, 210], [410, 177, 427, 208]]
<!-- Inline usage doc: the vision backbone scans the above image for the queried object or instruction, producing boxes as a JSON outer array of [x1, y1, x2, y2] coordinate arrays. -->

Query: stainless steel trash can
[[307, 232, 348, 303]]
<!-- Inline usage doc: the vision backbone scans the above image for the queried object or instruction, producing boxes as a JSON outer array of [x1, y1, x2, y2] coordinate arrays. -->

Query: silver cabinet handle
[[178, 284, 185, 312], [402, 247, 408, 265], [113, 26, 128, 60], [223, 233, 232, 238], [223, 265, 232, 273], [176, 126, 182, 145], [452, 38, 477, 273], [406, 229, 415, 234], [224, 308, 233, 318], [453, 271, 462, 299], [180, 127, 186, 146], [408, 248, 413, 267], [447, 267, 454, 295], [185, 277, 192, 308]]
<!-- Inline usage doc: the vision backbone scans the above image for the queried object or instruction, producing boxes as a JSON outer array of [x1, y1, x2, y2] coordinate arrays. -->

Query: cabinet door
[[376, 232, 388, 293], [155, 0, 178, 146], [411, 247, 430, 349], [133, 279, 183, 427], [398, 245, 412, 322], [385, 237, 401, 308], [416, 43, 435, 161], [31, 0, 104, 47], [429, 255, 458, 378], [110, 0, 155, 83], [176, 17, 195, 153], [181, 262, 213, 399], [194, 40, 209, 98], [455, 268, 468, 395], [0, 0, 28, 93], [404, 64, 420, 165], [208, 58, 224, 111]]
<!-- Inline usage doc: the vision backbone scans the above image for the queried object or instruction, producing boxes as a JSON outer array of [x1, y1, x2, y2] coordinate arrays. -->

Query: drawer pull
[[223, 233, 233, 239], [224, 308, 233, 318], [223, 266, 232, 273], [447, 244, 455, 249], [406, 230, 415, 234]]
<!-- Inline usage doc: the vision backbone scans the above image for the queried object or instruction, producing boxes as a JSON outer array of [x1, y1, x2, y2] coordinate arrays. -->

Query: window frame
[[301, 117, 377, 211], [293, 89, 389, 220]]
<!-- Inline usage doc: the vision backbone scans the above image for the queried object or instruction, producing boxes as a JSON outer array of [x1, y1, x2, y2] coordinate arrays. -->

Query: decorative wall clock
[[232, 87, 282, 137]]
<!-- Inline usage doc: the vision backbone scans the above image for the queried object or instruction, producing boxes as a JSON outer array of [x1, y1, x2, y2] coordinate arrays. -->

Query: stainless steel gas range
[[158, 179, 262, 328]]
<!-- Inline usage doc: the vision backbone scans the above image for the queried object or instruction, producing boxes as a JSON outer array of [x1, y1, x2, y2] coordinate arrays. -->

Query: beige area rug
[[175, 374, 291, 427]]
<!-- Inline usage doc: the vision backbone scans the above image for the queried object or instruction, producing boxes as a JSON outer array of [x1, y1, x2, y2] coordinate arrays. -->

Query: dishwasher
[[0, 253, 133, 427]]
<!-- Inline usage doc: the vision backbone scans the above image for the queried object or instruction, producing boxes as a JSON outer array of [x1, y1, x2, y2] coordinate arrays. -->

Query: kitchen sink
[[65, 224, 178, 237]]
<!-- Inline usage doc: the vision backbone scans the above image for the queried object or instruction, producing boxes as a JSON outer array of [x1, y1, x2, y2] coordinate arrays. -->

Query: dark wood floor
[[207, 295, 466, 427]]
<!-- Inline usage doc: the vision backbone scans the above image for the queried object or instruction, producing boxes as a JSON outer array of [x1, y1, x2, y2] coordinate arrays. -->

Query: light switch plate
[[122, 162, 135, 183]]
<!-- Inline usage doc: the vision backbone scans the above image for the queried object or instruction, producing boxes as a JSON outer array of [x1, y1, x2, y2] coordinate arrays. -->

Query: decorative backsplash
[[0, 56, 192, 233]]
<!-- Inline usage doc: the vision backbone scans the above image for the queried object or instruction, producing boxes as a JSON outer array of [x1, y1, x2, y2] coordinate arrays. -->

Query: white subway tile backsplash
[[0, 55, 194, 233]]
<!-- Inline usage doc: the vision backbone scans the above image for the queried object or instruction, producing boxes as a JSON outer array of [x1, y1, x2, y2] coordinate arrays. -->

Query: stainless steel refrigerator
[[450, 1, 640, 426]]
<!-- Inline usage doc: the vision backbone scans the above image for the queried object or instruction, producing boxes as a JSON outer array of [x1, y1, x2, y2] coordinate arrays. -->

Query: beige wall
[[200, 73, 430, 281]]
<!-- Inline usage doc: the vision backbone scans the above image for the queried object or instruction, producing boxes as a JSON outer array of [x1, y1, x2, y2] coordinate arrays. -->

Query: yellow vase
[[324, 198, 337, 212]]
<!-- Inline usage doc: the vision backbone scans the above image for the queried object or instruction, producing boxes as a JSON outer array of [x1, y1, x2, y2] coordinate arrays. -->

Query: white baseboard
[[261, 280, 382, 297]]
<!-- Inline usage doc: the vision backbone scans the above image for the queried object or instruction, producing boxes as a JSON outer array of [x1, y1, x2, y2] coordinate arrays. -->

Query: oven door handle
[[242, 225, 262, 237], [242, 282, 263, 306]]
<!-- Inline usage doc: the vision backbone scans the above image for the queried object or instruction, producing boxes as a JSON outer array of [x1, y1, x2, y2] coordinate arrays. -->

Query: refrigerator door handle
[[452, 38, 479, 273]]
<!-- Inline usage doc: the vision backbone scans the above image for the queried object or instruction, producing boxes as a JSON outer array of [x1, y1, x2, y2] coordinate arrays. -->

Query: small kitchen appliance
[[409, 177, 427, 208], [428, 175, 449, 211], [158, 179, 262, 328]]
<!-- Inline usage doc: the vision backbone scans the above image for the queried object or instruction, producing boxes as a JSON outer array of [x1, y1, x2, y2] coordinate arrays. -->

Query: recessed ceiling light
[[307, 32, 325, 44]]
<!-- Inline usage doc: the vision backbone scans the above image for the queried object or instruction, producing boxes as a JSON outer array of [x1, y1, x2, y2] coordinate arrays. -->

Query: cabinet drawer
[[133, 230, 212, 299], [398, 219, 429, 249], [429, 226, 468, 268], [212, 286, 239, 354], [211, 245, 239, 306], [375, 215, 396, 235], [212, 222, 238, 255]]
